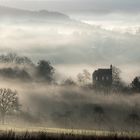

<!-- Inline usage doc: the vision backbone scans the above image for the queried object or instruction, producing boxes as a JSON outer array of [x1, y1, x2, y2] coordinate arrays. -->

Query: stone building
[[92, 65, 113, 86]]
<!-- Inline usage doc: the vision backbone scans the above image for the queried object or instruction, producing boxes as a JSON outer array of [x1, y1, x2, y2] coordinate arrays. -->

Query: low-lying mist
[[1, 78, 140, 131], [0, 53, 138, 131]]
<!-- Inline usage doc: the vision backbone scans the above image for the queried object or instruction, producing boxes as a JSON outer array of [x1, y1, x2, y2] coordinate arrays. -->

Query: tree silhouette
[[0, 68, 31, 80], [77, 69, 91, 85], [112, 66, 125, 92], [131, 77, 140, 92], [63, 77, 76, 86], [0, 88, 20, 124], [77, 73, 85, 85], [37, 60, 55, 83], [112, 66, 121, 85], [0, 53, 33, 66]]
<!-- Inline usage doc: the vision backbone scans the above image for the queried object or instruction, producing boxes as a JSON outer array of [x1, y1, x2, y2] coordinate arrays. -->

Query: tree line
[[0, 53, 139, 93]]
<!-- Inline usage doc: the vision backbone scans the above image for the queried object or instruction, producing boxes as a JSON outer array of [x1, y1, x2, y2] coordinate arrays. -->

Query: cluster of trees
[[62, 65, 140, 94], [0, 53, 33, 65], [0, 53, 140, 93], [112, 66, 140, 93], [62, 69, 91, 86], [0, 53, 55, 83], [0, 53, 56, 124]]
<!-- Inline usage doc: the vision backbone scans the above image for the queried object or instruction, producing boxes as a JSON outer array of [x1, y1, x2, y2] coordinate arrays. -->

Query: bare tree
[[83, 69, 91, 82], [0, 88, 20, 124], [112, 66, 124, 91], [112, 66, 121, 84], [77, 73, 85, 85], [77, 69, 91, 86]]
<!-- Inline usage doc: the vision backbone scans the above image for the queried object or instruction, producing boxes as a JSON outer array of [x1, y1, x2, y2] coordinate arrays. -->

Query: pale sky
[[0, 0, 140, 14]]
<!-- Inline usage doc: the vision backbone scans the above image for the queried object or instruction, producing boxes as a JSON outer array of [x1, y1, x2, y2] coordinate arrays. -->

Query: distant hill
[[0, 5, 70, 22]]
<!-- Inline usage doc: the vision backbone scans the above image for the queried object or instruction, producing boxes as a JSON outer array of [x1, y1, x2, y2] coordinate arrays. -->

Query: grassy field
[[0, 125, 139, 140]]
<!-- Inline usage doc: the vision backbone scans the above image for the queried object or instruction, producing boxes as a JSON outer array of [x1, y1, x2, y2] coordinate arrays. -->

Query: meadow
[[0, 125, 140, 140]]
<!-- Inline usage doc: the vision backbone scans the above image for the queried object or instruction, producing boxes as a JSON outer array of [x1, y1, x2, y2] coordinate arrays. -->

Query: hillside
[[0, 5, 70, 22]]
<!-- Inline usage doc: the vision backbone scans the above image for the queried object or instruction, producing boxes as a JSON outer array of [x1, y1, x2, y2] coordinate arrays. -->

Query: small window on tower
[[96, 77, 98, 81], [106, 76, 109, 80], [102, 76, 104, 80]]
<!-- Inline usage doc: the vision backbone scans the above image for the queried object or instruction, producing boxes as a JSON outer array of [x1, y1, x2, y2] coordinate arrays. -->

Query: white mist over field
[[1, 79, 140, 130]]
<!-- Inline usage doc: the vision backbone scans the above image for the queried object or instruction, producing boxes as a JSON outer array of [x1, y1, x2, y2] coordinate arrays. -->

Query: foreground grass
[[0, 125, 139, 140], [0, 131, 140, 140]]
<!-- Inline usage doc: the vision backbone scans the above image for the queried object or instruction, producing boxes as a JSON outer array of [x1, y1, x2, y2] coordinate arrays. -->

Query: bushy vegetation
[[0, 53, 55, 83], [0, 130, 139, 140]]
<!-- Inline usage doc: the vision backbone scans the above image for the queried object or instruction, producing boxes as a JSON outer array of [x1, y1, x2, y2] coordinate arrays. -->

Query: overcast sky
[[0, 0, 140, 82], [0, 0, 140, 15]]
